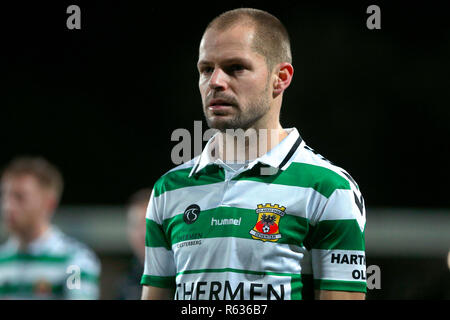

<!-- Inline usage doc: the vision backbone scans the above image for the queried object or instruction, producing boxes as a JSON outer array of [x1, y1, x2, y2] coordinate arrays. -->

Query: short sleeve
[[140, 189, 176, 289], [305, 185, 367, 293]]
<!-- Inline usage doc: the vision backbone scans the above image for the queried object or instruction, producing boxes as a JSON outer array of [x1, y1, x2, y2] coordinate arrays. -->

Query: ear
[[43, 191, 59, 217], [273, 63, 294, 97]]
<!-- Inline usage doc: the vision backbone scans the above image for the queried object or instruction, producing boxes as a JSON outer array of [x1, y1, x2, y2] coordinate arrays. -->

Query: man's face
[[0, 174, 52, 236], [198, 24, 273, 131]]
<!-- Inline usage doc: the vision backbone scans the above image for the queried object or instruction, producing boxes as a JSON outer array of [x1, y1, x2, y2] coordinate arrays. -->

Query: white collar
[[7, 226, 60, 255], [189, 127, 304, 177]]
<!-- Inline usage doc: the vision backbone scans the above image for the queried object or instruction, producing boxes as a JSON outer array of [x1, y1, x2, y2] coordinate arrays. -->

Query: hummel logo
[[211, 217, 241, 226]]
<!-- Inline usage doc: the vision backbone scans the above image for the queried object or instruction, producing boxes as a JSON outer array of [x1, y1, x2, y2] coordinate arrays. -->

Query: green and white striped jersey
[[0, 226, 101, 299], [141, 128, 366, 300]]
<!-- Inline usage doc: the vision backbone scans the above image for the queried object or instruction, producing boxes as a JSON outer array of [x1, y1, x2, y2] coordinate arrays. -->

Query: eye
[[200, 66, 214, 74], [14, 192, 25, 203], [228, 64, 245, 73]]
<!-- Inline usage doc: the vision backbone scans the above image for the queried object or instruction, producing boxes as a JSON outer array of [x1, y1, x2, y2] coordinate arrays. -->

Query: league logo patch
[[249, 203, 285, 242], [183, 204, 201, 224]]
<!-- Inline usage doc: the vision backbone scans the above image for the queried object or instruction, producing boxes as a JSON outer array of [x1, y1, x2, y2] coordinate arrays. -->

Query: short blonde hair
[[1, 156, 64, 202], [205, 8, 292, 70]]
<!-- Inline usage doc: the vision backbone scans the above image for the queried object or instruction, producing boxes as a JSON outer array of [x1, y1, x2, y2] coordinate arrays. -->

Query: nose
[[209, 68, 228, 91]]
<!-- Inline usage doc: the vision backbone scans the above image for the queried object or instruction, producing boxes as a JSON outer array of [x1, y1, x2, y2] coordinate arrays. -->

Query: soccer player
[[0, 157, 101, 299], [116, 188, 151, 300], [141, 8, 366, 300]]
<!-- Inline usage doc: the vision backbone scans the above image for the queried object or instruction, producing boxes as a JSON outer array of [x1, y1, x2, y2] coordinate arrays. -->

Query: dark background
[[2, 1, 449, 207], [1, 1, 449, 300]]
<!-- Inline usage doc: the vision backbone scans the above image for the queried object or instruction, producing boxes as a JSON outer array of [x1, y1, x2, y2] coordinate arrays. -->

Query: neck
[[217, 122, 288, 163], [17, 223, 50, 251]]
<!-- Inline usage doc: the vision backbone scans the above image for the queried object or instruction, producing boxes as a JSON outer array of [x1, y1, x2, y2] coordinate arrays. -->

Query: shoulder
[[292, 143, 366, 229], [286, 143, 358, 199], [49, 229, 100, 272], [152, 156, 199, 198]]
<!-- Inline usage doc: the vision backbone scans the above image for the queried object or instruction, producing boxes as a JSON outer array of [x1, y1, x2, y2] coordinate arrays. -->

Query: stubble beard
[[206, 100, 269, 132], [203, 84, 272, 132]]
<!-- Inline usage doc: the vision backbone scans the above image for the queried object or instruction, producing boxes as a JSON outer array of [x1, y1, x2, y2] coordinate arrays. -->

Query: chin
[[206, 117, 233, 132]]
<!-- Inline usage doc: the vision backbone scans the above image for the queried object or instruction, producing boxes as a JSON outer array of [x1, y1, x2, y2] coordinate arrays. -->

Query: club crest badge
[[249, 203, 286, 242]]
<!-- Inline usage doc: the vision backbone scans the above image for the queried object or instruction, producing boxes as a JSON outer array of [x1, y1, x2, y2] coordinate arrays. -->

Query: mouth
[[208, 99, 235, 112]]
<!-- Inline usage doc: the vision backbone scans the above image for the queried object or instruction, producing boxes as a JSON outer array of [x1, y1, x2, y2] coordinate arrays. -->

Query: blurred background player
[[0, 156, 101, 299], [115, 188, 151, 300]]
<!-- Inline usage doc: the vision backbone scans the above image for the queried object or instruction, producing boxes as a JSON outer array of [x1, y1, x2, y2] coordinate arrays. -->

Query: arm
[[140, 189, 177, 299], [315, 290, 365, 300], [305, 173, 367, 299], [141, 285, 174, 300]]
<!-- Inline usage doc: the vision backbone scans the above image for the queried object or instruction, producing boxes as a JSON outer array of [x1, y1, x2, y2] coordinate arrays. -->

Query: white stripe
[[172, 237, 306, 276], [157, 180, 331, 221], [165, 156, 198, 175], [222, 180, 327, 219], [68, 250, 101, 276], [311, 249, 366, 282], [175, 272, 292, 300], [65, 281, 99, 300], [162, 181, 225, 220], [293, 146, 351, 181], [143, 246, 176, 277], [314, 189, 366, 231], [293, 145, 364, 197], [0, 263, 67, 284]]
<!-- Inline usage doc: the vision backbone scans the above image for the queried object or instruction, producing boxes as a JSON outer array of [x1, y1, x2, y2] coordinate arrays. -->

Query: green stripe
[[153, 165, 225, 197], [151, 209, 364, 252], [146, 218, 171, 249], [305, 219, 365, 251], [314, 279, 367, 293], [141, 275, 176, 289], [153, 162, 351, 199], [290, 274, 304, 300], [0, 283, 65, 296], [176, 267, 300, 278], [163, 206, 308, 247], [0, 254, 69, 264], [235, 162, 351, 198], [81, 271, 99, 284]]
